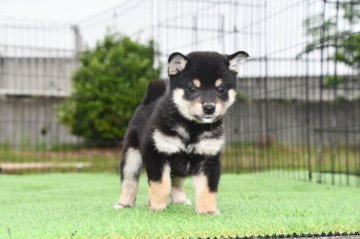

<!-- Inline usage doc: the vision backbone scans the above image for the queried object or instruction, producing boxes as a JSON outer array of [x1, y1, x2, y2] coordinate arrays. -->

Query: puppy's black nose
[[202, 103, 215, 115]]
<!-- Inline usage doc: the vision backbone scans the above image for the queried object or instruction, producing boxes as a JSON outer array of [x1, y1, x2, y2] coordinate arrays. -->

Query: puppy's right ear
[[228, 51, 249, 73], [168, 52, 188, 76]]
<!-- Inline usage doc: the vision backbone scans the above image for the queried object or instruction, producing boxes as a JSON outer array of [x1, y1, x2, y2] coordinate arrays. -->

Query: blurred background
[[0, 0, 359, 187]]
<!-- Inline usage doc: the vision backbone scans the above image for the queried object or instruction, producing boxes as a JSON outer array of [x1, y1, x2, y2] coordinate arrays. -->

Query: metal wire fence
[[0, 0, 359, 187]]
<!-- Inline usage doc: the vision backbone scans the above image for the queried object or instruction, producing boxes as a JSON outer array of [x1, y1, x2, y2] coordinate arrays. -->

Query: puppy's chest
[[152, 125, 224, 156]]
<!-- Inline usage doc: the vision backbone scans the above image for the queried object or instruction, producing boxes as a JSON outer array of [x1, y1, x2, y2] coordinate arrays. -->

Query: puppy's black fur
[[116, 51, 249, 213]]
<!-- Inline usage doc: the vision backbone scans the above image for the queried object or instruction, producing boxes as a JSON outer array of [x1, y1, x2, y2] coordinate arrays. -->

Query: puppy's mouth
[[195, 115, 221, 124]]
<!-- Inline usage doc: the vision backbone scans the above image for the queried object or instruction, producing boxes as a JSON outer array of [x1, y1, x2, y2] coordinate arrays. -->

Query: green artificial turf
[[0, 173, 359, 239]]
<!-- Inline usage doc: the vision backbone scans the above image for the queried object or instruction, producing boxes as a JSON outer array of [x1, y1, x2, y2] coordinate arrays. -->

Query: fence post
[[317, 0, 327, 184], [305, 0, 312, 182], [71, 25, 82, 67]]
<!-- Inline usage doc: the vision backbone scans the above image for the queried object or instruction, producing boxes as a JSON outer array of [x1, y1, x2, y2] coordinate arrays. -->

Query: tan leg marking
[[115, 180, 138, 208], [148, 164, 171, 211], [171, 177, 191, 205], [193, 173, 219, 214], [115, 148, 142, 209]]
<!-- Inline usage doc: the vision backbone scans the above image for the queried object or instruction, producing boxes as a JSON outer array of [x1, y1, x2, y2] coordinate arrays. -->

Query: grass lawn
[[1, 173, 359, 239]]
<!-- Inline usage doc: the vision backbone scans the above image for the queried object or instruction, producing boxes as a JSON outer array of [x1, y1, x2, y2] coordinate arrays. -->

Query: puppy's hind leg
[[171, 176, 191, 205], [114, 146, 142, 209]]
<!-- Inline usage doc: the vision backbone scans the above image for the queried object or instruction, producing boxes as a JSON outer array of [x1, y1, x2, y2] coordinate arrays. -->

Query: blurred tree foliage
[[298, 1, 360, 79], [58, 35, 161, 145]]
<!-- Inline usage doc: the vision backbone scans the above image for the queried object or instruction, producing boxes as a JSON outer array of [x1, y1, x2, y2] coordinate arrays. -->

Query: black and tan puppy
[[114, 51, 249, 214]]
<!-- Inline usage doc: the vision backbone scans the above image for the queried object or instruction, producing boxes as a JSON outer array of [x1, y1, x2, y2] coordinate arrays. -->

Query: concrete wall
[[0, 56, 78, 147], [224, 100, 360, 146], [0, 97, 80, 147], [0, 57, 76, 96], [237, 76, 360, 101]]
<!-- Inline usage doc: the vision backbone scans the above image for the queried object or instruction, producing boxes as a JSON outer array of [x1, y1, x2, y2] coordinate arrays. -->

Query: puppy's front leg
[[193, 158, 220, 214], [148, 163, 171, 211]]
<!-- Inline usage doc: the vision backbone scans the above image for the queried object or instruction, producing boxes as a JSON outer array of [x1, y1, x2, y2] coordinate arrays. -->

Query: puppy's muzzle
[[202, 103, 216, 115]]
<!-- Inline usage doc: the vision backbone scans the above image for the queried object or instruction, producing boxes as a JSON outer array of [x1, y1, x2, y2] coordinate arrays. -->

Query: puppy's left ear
[[227, 51, 249, 73], [168, 52, 188, 76]]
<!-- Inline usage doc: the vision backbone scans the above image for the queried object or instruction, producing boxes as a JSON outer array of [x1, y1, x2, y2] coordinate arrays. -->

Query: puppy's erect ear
[[227, 51, 249, 73], [168, 52, 188, 76]]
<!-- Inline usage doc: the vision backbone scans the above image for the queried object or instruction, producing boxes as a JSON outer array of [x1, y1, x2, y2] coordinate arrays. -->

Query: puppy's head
[[168, 51, 249, 124]]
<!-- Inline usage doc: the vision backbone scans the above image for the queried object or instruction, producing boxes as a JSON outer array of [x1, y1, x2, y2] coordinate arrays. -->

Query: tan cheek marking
[[224, 89, 236, 110], [216, 98, 225, 111], [193, 173, 218, 214], [193, 79, 201, 88], [148, 164, 171, 211], [215, 79, 223, 87], [190, 98, 203, 116]]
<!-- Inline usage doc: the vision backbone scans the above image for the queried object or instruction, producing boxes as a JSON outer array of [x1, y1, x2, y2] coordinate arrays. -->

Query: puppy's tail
[[142, 80, 167, 105]]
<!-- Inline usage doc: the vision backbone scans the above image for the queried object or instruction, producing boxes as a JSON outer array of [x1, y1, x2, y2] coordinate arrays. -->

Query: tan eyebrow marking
[[193, 79, 201, 88], [215, 79, 223, 87]]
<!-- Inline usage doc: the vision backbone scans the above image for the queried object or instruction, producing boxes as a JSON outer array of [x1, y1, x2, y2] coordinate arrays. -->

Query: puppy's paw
[[196, 209, 221, 215], [183, 198, 192, 205], [171, 190, 192, 205], [149, 206, 166, 212], [148, 200, 168, 212], [113, 202, 132, 209], [148, 204, 168, 212], [171, 197, 192, 205]]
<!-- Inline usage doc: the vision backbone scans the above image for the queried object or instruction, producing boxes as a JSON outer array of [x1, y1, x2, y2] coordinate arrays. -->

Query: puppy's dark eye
[[187, 85, 198, 93], [217, 85, 226, 94]]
